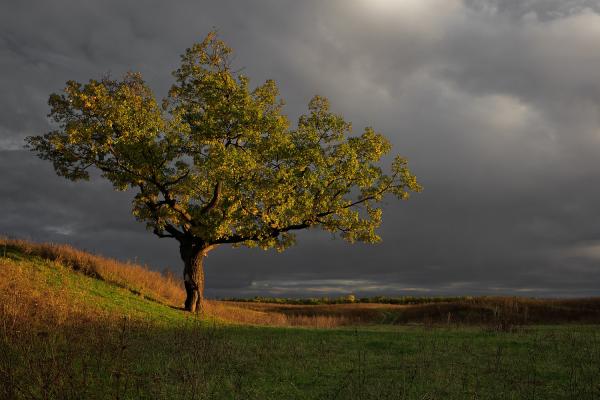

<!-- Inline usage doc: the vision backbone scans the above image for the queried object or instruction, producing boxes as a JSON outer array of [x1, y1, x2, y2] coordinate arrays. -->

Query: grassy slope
[[0, 247, 188, 326], [1, 242, 600, 399]]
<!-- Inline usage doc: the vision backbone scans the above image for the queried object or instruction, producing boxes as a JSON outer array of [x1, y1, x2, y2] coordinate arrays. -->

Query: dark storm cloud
[[1, 0, 600, 297]]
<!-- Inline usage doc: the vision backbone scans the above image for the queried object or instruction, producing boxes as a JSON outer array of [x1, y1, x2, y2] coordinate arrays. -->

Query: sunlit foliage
[[27, 32, 420, 251]]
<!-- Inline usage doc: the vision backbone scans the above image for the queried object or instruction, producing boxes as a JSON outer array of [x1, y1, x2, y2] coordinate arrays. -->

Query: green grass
[[6, 321, 600, 399], [2, 248, 600, 399]]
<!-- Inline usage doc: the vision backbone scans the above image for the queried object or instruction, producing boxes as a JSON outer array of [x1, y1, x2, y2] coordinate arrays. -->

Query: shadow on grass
[[2, 313, 600, 400]]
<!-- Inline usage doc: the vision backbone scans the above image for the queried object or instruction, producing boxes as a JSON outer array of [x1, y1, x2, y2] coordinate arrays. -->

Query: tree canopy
[[26, 32, 421, 312]]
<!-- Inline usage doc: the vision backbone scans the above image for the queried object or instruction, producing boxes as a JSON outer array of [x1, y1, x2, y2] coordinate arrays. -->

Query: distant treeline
[[220, 295, 472, 305]]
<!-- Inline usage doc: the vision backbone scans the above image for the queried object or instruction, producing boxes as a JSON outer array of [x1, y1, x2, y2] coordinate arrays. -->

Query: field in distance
[[1, 237, 599, 399]]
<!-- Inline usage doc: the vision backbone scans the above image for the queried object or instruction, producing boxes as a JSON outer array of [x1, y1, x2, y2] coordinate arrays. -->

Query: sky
[[2, 0, 600, 298]]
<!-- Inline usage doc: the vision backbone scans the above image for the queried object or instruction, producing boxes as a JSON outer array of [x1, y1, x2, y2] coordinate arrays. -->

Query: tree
[[26, 32, 421, 313]]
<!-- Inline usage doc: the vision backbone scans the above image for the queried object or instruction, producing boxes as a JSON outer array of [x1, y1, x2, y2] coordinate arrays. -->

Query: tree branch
[[153, 228, 175, 238], [212, 178, 397, 246], [212, 220, 311, 245], [200, 181, 221, 215]]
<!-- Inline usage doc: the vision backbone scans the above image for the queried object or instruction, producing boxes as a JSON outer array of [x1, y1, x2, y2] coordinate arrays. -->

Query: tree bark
[[180, 242, 207, 313]]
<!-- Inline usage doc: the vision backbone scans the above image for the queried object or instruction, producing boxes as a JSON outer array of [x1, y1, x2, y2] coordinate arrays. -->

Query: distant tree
[[26, 32, 421, 313]]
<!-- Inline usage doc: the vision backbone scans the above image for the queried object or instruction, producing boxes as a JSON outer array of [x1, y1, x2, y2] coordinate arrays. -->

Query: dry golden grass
[[219, 297, 600, 329], [207, 302, 406, 328], [204, 300, 288, 326], [387, 296, 600, 327], [0, 236, 185, 307], [2, 236, 599, 330], [205, 301, 384, 328], [0, 258, 110, 334]]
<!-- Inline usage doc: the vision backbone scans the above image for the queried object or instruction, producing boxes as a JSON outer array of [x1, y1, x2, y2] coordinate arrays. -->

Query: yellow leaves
[[308, 95, 330, 113]]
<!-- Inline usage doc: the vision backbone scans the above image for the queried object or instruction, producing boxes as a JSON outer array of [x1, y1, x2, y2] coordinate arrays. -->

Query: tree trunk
[[180, 243, 207, 313]]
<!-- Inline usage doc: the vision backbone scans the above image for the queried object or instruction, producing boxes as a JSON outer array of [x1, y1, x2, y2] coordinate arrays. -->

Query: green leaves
[[26, 31, 421, 249]]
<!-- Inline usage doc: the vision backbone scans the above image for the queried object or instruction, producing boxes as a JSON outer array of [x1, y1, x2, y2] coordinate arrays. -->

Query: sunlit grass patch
[[0, 236, 185, 308]]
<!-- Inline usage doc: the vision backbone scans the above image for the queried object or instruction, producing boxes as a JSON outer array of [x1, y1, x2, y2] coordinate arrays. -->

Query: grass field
[[1, 237, 599, 399]]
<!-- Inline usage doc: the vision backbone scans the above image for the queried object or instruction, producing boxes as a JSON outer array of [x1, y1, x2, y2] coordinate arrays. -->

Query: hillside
[[0, 237, 299, 328], [0, 238, 188, 328], [2, 237, 600, 329], [2, 237, 600, 399]]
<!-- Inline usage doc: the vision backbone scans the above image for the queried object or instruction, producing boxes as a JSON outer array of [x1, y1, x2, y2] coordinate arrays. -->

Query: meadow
[[1, 237, 599, 399]]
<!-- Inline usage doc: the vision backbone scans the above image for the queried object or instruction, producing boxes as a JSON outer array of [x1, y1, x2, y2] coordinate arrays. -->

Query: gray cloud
[[1, 0, 599, 298]]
